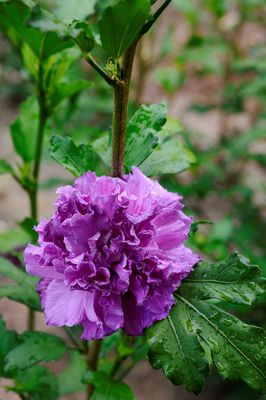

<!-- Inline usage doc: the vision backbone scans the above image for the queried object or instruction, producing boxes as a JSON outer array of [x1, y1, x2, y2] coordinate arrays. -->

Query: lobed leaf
[[147, 253, 266, 393], [181, 252, 266, 305], [147, 300, 209, 394], [9, 365, 58, 400], [176, 296, 266, 393], [125, 102, 167, 169], [5, 332, 67, 372], [50, 135, 95, 176]]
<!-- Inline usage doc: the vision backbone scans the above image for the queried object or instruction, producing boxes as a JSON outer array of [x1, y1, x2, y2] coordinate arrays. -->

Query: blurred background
[[0, 0, 265, 399]]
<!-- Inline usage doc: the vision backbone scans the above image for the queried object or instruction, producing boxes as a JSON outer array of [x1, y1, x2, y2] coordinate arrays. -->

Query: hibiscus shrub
[[0, 1, 265, 399]]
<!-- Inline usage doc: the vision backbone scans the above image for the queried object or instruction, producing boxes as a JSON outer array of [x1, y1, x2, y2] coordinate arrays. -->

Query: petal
[[44, 280, 86, 326], [24, 244, 63, 279]]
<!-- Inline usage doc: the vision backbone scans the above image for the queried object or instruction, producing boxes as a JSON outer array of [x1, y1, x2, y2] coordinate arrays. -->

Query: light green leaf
[[125, 102, 167, 170], [55, 0, 97, 22], [50, 135, 95, 176], [176, 295, 266, 393], [58, 352, 86, 395], [82, 371, 135, 400], [5, 332, 67, 372], [0, 159, 13, 175], [28, 4, 95, 54], [182, 253, 266, 305], [147, 300, 209, 394], [139, 118, 196, 176], [0, 1, 73, 59], [0, 285, 40, 311], [0, 227, 31, 253], [0, 257, 37, 287], [10, 96, 39, 162], [99, 0, 151, 58], [9, 365, 58, 400], [48, 79, 92, 109]]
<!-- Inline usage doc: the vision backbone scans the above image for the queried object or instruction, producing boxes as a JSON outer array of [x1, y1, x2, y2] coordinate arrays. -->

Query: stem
[[86, 340, 102, 399], [27, 57, 47, 331], [111, 44, 137, 177], [141, 0, 172, 36], [85, 53, 115, 86]]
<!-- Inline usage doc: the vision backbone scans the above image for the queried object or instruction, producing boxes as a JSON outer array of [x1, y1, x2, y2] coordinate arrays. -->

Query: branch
[[141, 0, 172, 36], [85, 53, 116, 86]]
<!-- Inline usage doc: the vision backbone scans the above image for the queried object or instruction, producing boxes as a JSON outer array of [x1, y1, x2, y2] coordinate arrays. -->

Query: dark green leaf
[[176, 295, 266, 393], [0, 159, 13, 175], [0, 318, 18, 376], [55, 0, 97, 22], [99, 0, 151, 58], [147, 253, 266, 393], [125, 102, 167, 169], [10, 96, 39, 162], [50, 135, 95, 176], [147, 300, 209, 394], [181, 253, 266, 305], [58, 352, 86, 395], [82, 371, 135, 400], [5, 332, 67, 372], [9, 365, 58, 400], [139, 118, 196, 176]]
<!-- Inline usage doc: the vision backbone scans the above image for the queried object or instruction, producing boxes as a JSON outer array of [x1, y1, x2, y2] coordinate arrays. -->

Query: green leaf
[[0, 159, 13, 175], [5, 332, 67, 372], [28, 4, 95, 54], [0, 284, 40, 311], [0, 257, 37, 287], [10, 96, 39, 162], [49, 135, 95, 176], [0, 318, 18, 376], [147, 300, 209, 394], [181, 253, 266, 305], [82, 371, 135, 400], [124, 102, 167, 170], [139, 118, 196, 176], [55, 0, 97, 22], [147, 253, 266, 393], [0, 227, 31, 253], [48, 79, 92, 109], [176, 296, 266, 393], [9, 365, 58, 400], [58, 351, 86, 395], [98, 0, 151, 58], [0, 1, 73, 59]]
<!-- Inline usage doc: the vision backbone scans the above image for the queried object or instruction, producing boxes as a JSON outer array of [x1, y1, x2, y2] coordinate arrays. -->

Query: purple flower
[[24, 167, 200, 340]]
